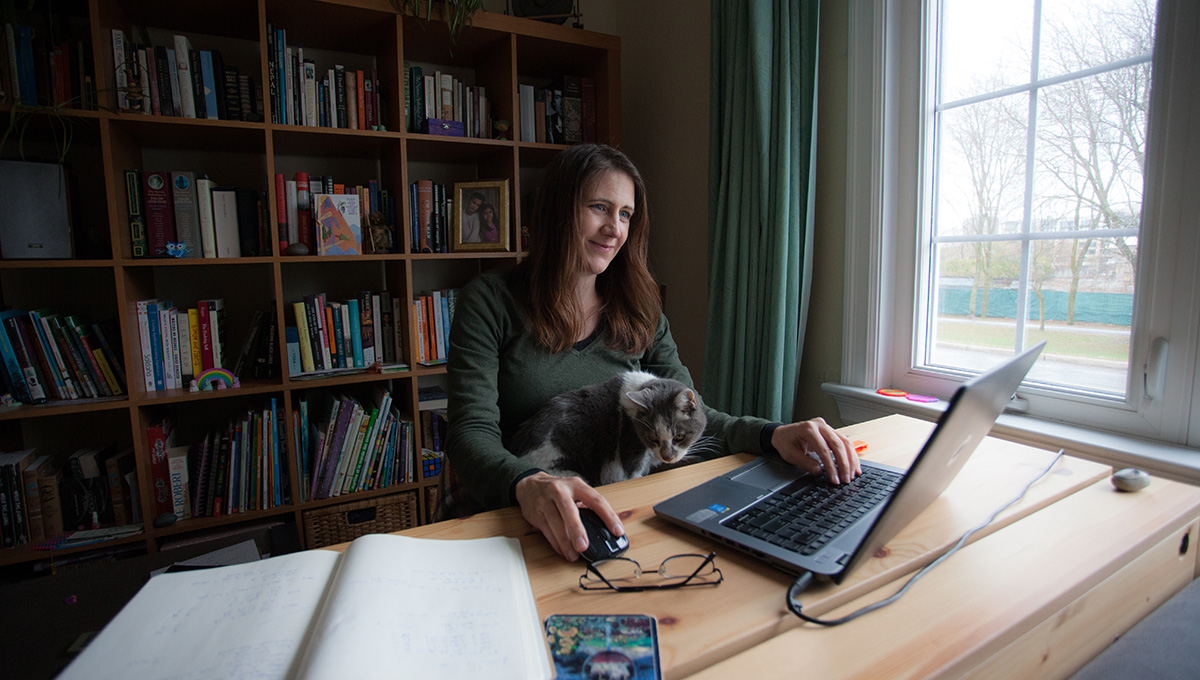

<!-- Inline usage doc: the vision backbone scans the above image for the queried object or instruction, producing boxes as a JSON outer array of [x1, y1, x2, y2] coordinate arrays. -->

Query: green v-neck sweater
[[445, 269, 772, 510]]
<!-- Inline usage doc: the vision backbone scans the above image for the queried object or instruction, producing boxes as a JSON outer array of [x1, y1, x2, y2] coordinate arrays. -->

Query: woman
[[479, 203, 499, 243], [444, 144, 859, 561]]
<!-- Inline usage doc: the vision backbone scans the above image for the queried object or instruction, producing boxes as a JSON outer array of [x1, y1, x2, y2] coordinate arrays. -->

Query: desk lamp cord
[[786, 449, 1066, 627]]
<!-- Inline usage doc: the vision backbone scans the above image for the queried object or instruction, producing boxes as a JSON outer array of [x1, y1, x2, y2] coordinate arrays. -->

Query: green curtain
[[702, 0, 820, 421]]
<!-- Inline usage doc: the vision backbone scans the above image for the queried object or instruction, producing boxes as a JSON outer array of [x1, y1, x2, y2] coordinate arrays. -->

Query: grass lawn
[[936, 317, 1131, 362]]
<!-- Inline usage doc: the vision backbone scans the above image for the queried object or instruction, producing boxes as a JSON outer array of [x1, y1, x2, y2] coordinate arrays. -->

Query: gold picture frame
[[451, 179, 510, 252]]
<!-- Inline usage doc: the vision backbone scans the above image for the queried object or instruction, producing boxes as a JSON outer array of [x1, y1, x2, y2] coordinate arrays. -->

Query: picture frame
[[452, 179, 510, 252]]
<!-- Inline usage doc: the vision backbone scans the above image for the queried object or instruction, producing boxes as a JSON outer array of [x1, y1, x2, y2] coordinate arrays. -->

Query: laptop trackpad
[[731, 458, 807, 491]]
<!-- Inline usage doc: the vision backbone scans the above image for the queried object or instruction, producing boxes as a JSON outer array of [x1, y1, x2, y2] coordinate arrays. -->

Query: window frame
[[838, 0, 1200, 452]]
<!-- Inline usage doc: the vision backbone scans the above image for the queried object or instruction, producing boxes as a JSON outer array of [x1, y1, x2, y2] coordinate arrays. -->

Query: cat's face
[[625, 382, 707, 465]]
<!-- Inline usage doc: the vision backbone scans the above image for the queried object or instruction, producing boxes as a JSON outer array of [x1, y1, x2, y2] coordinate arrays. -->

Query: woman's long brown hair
[[524, 144, 661, 354]]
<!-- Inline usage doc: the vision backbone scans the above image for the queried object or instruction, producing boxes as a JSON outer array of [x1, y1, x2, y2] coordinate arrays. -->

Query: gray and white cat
[[509, 371, 710, 486]]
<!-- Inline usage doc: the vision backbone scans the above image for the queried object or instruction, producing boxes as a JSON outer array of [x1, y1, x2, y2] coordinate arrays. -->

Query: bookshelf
[[0, 0, 620, 571]]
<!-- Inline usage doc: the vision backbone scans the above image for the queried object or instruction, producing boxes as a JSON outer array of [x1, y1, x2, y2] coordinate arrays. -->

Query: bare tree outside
[[929, 0, 1154, 395]]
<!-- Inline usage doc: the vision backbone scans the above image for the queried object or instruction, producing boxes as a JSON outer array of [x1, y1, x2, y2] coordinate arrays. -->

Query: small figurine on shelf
[[189, 368, 241, 392], [165, 242, 192, 258], [493, 119, 511, 140]]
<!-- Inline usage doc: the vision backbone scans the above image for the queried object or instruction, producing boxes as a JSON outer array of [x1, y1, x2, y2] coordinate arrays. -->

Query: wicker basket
[[303, 491, 419, 549]]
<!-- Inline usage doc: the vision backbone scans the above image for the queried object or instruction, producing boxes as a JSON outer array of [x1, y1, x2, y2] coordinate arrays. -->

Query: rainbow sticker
[[876, 388, 908, 397], [191, 368, 240, 391]]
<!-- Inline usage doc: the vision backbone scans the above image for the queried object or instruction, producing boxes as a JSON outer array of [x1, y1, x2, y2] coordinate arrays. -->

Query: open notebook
[[58, 534, 551, 680]]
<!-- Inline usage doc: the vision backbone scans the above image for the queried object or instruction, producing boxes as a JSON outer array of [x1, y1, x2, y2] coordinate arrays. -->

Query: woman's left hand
[[771, 418, 861, 484]]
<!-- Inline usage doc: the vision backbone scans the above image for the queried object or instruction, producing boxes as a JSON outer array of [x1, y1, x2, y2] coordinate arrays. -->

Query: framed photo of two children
[[452, 179, 510, 252]]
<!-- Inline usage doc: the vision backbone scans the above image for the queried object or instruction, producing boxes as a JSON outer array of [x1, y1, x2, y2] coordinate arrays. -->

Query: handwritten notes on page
[[56, 534, 551, 680], [58, 549, 340, 680], [295, 534, 551, 680]]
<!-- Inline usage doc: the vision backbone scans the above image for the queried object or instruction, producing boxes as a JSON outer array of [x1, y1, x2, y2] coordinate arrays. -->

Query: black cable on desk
[[787, 449, 1066, 627]]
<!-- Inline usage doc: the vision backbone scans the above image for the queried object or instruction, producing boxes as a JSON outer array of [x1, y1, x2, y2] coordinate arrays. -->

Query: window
[[842, 0, 1200, 448]]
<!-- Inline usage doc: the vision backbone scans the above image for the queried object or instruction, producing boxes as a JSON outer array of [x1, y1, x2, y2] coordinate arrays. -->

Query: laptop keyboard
[[724, 466, 903, 555]]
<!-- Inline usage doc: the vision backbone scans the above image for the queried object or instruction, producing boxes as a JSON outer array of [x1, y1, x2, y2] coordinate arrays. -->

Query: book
[[146, 418, 175, 516], [519, 83, 535, 142], [110, 29, 129, 111], [20, 453, 51, 543], [559, 75, 583, 144], [173, 35, 196, 118], [534, 87, 547, 143], [36, 456, 64, 537], [581, 76, 597, 143], [235, 188, 262, 257], [204, 299, 227, 369], [142, 171, 176, 257], [199, 50, 219, 120], [210, 187, 240, 257], [195, 176, 217, 257], [314, 193, 362, 256], [104, 448, 135, 525], [189, 49, 206, 119], [171, 171, 202, 257], [166, 445, 191, 519], [57, 533, 551, 679], [125, 169, 149, 257], [0, 449, 37, 545], [0, 311, 33, 403]]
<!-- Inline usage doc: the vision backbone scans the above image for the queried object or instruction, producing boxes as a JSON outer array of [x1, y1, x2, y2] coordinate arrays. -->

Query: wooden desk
[[383, 415, 1200, 678]]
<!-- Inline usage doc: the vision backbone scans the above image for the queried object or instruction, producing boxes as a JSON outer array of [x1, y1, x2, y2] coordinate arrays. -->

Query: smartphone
[[544, 614, 662, 680]]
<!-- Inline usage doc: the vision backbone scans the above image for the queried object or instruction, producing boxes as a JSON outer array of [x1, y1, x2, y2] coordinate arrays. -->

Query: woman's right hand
[[513, 472, 624, 561]]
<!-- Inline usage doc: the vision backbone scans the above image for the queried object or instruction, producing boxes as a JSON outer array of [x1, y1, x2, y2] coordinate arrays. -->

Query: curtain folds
[[702, 0, 820, 421]]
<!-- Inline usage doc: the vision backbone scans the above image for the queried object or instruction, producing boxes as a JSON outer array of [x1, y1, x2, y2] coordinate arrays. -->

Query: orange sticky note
[[853, 440, 868, 453]]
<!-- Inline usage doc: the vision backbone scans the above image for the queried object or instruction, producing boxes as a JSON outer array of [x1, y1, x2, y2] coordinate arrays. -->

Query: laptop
[[653, 341, 1045, 582]]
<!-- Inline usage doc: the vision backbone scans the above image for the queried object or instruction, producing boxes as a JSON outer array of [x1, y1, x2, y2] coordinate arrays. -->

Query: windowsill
[[823, 383, 1200, 486]]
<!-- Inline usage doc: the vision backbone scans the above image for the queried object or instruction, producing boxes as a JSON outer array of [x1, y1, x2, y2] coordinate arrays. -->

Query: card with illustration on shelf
[[315, 193, 362, 256], [278, 172, 400, 255]]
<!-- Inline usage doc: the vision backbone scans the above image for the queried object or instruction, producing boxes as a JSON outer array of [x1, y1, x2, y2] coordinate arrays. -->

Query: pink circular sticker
[[906, 394, 937, 403]]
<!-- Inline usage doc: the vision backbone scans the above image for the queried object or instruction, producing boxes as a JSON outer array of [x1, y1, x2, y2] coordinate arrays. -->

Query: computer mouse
[[1112, 468, 1150, 492], [578, 507, 630, 562]]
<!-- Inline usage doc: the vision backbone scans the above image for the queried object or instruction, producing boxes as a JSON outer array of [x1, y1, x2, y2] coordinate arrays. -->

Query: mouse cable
[[786, 448, 1066, 627]]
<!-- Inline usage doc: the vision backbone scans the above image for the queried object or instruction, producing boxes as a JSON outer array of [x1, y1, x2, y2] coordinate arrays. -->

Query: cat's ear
[[676, 389, 698, 414], [626, 387, 654, 411]]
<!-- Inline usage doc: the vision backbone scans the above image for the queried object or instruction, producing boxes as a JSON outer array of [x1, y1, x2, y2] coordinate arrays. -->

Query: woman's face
[[481, 206, 494, 222], [575, 170, 635, 278]]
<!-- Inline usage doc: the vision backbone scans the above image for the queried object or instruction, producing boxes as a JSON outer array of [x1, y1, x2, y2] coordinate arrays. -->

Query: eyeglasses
[[579, 552, 724, 592]]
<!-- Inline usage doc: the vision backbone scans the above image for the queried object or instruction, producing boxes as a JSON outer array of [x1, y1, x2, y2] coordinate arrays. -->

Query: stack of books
[[301, 389, 415, 501], [126, 169, 265, 259], [0, 444, 138, 550], [411, 289, 459, 366], [148, 405, 289, 521], [136, 298, 228, 392], [109, 30, 262, 121], [288, 291, 406, 378], [2, 20, 97, 109], [0, 309, 125, 405], [267, 22, 383, 130], [405, 63, 491, 138], [518, 75, 597, 145]]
